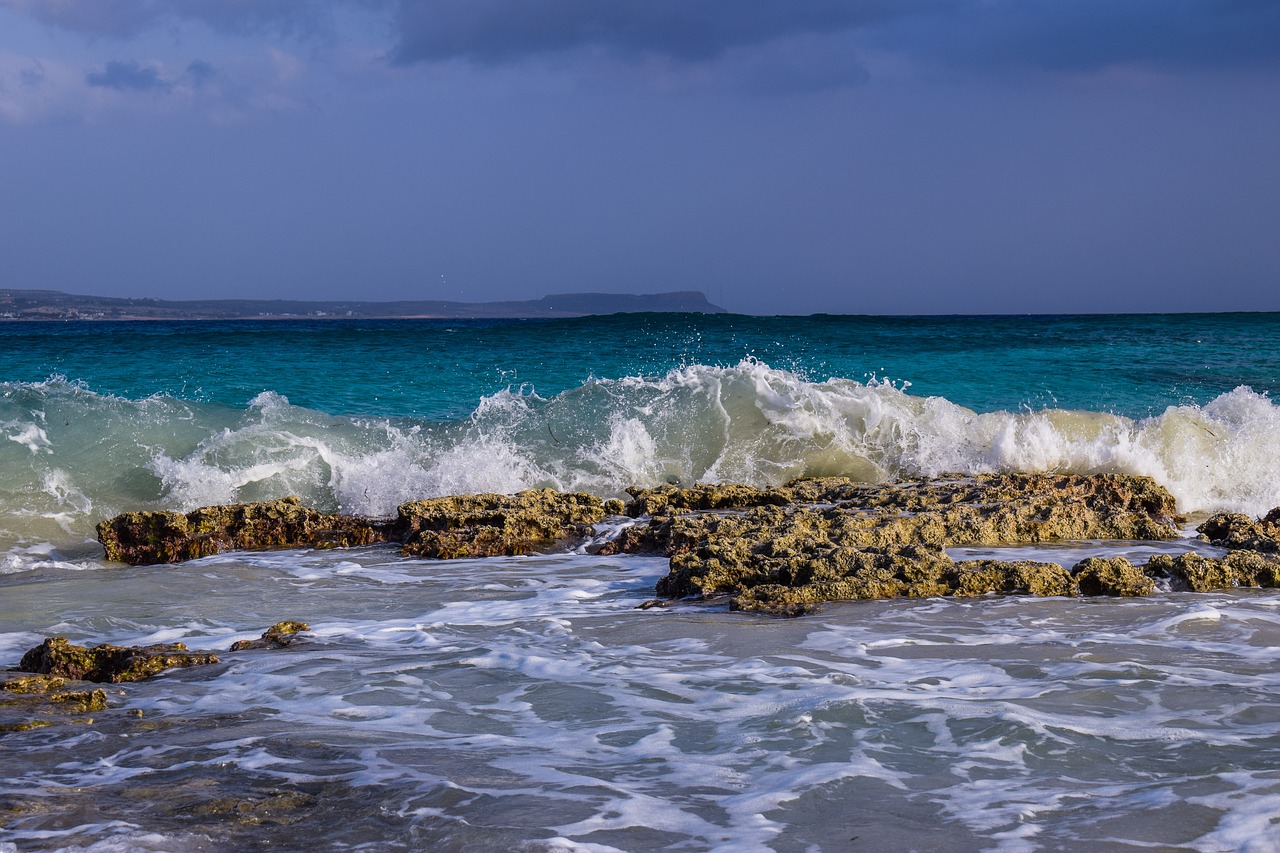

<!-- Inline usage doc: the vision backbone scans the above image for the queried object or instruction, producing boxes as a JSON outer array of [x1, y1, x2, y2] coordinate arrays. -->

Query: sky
[[1, 1, 1278, 315]]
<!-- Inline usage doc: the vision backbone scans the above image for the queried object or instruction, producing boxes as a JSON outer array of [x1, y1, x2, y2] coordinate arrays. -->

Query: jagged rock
[[1, 672, 108, 733], [1145, 550, 1280, 591], [18, 637, 219, 683], [630, 474, 1176, 613], [97, 497, 391, 565], [949, 560, 1075, 597], [1198, 511, 1280, 553], [394, 489, 607, 558], [619, 474, 1179, 558], [1072, 557, 1154, 597], [230, 621, 310, 652], [92, 474, 1186, 616]]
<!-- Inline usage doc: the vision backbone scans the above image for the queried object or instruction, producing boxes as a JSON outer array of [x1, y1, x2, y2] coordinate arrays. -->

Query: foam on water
[[7, 547, 1280, 850], [2, 363, 1280, 565]]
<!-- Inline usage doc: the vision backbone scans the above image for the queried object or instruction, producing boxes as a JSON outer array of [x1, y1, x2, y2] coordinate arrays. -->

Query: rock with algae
[[93, 474, 1205, 617], [393, 488, 608, 558], [230, 621, 310, 652], [1071, 557, 1155, 597], [0, 672, 107, 733], [1197, 508, 1280, 553], [17, 636, 220, 683], [626, 474, 1178, 614], [98, 490, 610, 565], [1145, 550, 1280, 592], [97, 496, 391, 565]]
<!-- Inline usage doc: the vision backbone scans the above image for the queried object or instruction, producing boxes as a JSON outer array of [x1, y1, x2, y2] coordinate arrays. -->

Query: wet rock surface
[[18, 637, 221, 683], [97, 496, 391, 565], [3, 622, 312, 735], [1, 672, 108, 733], [614, 473, 1184, 613], [393, 489, 607, 558], [93, 474, 1280, 616], [1197, 509, 1280, 553], [99, 490, 610, 565], [230, 621, 311, 652]]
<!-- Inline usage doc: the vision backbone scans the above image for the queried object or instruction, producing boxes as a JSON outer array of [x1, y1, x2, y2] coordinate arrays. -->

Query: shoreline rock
[[2, 622, 313, 735], [93, 474, 1280, 616]]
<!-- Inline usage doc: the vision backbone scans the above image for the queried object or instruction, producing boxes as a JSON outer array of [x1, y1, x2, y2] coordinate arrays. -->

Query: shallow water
[[5, 313, 1280, 852], [5, 544, 1280, 852]]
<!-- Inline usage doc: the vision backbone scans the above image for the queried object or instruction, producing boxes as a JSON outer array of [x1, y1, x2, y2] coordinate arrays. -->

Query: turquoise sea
[[3, 312, 1280, 852]]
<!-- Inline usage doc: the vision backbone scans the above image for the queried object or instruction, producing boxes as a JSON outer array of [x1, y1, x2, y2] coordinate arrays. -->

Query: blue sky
[[1, 0, 1278, 315]]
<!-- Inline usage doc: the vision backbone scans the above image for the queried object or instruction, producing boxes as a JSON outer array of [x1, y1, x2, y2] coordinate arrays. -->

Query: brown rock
[[18, 637, 219, 683], [394, 489, 606, 558], [1072, 557, 1154, 597], [97, 497, 390, 565], [230, 621, 311, 652]]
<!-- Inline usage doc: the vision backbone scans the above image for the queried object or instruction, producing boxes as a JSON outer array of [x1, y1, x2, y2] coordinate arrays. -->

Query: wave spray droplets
[[2, 361, 1279, 568]]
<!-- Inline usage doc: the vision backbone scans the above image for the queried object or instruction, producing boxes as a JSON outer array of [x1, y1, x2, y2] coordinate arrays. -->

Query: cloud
[[86, 59, 169, 92], [388, 0, 924, 65], [874, 0, 1280, 73], [0, 0, 341, 40], [385, 0, 1280, 76]]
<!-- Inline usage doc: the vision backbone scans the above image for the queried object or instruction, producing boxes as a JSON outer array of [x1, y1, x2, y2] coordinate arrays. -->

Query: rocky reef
[[2, 623, 309, 735], [97, 496, 390, 565], [1, 673, 107, 733], [99, 490, 620, 565], [93, 473, 1280, 616], [230, 621, 311, 651], [19, 637, 220, 683], [608, 473, 1186, 613]]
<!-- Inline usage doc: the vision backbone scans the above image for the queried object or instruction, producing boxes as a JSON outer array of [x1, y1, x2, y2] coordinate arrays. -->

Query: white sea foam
[[2, 364, 1280, 560]]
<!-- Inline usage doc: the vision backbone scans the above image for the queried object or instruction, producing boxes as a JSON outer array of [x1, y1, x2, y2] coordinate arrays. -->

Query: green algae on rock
[[393, 489, 607, 558], [631, 474, 1179, 613], [98, 490, 610, 565], [1071, 557, 1155, 597], [230, 621, 311, 652], [94, 474, 1280, 617], [1197, 509, 1280, 553], [97, 496, 391, 565], [1146, 550, 1280, 592], [1, 672, 108, 734], [18, 637, 219, 683]]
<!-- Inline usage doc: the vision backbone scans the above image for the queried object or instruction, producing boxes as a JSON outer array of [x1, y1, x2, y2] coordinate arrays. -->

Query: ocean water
[[3, 312, 1280, 852]]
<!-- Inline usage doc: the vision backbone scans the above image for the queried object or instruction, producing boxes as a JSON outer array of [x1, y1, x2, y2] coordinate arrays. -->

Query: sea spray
[[2, 362, 1280, 568]]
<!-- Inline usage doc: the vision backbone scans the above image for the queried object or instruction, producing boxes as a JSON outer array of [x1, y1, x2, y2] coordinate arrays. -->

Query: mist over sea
[[4, 312, 1280, 852]]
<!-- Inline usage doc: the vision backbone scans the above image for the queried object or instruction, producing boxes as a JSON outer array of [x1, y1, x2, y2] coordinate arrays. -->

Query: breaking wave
[[3, 361, 1280, 562]]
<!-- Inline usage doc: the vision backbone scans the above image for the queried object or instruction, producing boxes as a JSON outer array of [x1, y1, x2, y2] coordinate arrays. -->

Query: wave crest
[[2, 363, 1279, 559]]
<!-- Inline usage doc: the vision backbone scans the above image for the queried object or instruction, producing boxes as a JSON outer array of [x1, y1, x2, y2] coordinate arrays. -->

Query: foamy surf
[[6, 547, 1280, 851], [2, 363, 1279, 561]]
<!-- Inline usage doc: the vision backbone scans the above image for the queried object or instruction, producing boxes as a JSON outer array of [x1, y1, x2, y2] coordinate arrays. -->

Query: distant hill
[[0, 289, 726, 321]]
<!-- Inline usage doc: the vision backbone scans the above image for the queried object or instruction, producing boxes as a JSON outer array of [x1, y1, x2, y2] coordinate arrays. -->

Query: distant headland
[[0, 289, 726, 321]]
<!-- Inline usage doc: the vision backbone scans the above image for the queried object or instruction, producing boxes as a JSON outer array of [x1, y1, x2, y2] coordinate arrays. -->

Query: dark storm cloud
[[881, 0, 1280, 72], [85, 59, 169, 92], [386, 0, 1280, 72], [5, 0, 339, 40], [388, 0, 929, 65]]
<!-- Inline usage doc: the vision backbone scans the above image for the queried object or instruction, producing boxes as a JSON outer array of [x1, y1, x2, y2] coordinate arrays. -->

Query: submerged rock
[[17, 637, 219, 683], [97, 496, 390, 565], [230, 621, 311, 652], [0, 672, 108, 733]]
